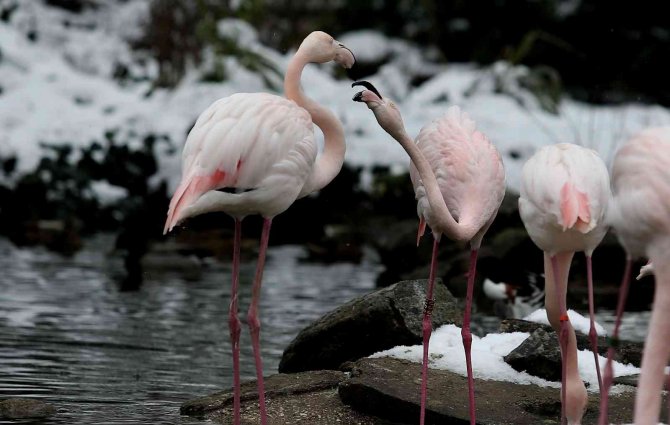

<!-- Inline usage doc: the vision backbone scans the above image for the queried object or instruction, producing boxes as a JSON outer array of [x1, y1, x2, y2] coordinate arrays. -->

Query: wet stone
[[0, 398, 56, 419], [181, 370, 398, 424], [278, 279, 463, 373]]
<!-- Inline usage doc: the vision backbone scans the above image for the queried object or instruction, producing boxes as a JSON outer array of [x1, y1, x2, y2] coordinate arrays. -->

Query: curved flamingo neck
[[284, 51, 345, 196], [392, 127, 478, 242]]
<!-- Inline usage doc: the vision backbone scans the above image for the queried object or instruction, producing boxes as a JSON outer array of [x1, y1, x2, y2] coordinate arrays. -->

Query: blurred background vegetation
[[130, 0, 670, 104]]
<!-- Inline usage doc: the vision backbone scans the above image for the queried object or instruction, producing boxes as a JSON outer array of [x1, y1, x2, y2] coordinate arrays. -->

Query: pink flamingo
[[352, 81, 505, 425], [601, 127, 670, 425], [163, 31, 354, 425], [518, 143, 611, 425]]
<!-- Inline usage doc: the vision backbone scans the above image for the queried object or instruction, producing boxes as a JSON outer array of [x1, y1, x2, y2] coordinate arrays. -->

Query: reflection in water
[[0, 236, 381, 424], [0, 236, 649, 424]]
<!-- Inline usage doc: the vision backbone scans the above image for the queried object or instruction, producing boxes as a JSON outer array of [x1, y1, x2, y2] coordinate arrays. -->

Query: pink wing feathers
[[410, 106, 505, 240], [164, 93, 314, 233]]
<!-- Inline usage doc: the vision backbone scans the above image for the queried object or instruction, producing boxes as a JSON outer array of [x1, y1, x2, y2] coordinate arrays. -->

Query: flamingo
[[601, 127, 670, 425], [518, 143, 611, 425], [163, 31, 355, 425], [352, 81, 505, 425]]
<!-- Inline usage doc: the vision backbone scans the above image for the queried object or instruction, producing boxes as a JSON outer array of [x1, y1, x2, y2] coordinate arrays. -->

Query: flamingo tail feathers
[[417, 217, 427, 246], [559, 182, 592, 233], [164, 170, 228, 234]]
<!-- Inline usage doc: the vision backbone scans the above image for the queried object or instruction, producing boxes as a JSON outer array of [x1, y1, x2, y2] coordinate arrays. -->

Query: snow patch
[[524, 308, 607, 336], [372, 324, 637, 393]]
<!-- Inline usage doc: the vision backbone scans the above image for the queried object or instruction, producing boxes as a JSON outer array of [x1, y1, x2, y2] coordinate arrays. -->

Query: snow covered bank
[[372, 323, 639, 394], [1, 2, 669, 196]]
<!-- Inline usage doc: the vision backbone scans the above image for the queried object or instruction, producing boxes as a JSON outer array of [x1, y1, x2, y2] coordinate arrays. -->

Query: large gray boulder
[[278, 279, 462, 373]]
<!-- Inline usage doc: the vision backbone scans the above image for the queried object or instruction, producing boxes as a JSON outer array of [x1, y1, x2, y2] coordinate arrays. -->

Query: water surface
[[0, 236, 649, 424], [0, 236, 381, 424]]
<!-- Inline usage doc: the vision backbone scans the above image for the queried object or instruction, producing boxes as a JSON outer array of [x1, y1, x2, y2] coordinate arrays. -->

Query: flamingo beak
[[352, 81, 383, 99]]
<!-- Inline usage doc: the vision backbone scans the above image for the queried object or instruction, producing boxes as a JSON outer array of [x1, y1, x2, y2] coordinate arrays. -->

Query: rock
[[613, 374, 639, 387], [504, 328, 563, 381], [501, 319, 645, 367], [0, 398, 56, 419], [278, 279, 462, 373], [181, 370, 398, 424], [338, 356, 637, 424]]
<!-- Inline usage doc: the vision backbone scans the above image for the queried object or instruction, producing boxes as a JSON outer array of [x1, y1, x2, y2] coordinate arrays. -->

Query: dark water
[[0, 236, 650, 424], [0, 236, 381, 424]]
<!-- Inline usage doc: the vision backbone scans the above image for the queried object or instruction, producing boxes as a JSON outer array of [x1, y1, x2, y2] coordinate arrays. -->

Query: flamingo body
[[606, 127, 670, 425], [609, 127, 670, 257], [164, 93, 317, 231], [410, 106, 505, 245], [519, 143, 610, 255]]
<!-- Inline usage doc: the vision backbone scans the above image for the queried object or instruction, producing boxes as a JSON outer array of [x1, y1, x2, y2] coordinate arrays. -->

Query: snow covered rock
[[500, 318, 645, 368], [503, 327, 563, 381], [278, 279, 462, 373]]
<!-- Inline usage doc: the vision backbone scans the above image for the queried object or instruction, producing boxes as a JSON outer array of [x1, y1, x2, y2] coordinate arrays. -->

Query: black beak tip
[[351, 81, 382, 99], [352, 92, 363, 102]]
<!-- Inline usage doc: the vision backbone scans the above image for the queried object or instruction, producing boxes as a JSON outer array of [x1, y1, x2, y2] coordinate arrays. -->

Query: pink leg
[[462, 249, 479, 425], [247, 218, 272, 425], [634, 261, 670, 425], [585, 255, 603, 397], [598, 257, 632, 425], [228, 218, 243, 425], [419, 237, 439, 425], [550, 255, 569, 425]]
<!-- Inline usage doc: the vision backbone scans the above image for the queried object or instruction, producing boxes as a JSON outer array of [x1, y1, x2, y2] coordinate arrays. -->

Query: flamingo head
[[299, 31, 355, 69], [352, 80, 406, 140]]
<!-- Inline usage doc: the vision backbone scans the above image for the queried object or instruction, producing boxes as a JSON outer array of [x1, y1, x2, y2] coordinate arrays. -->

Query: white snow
[[524, 308, 607, 336], [372, 324, 639, 393], [1, 1, 669, 198]]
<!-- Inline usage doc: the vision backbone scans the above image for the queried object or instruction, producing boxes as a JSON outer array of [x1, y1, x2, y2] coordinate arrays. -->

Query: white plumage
[[519, 143, 610, 255], [165, 93, 318, 230]]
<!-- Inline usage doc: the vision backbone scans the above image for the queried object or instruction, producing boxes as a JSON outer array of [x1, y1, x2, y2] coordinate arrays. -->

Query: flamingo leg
[[420, 237, 440, 425], [546, 252, 589, 424], [634, 261, 670, 425], [229, 218, 243, 425], [462, 248, 479, 425], [598, 257, 633, 425], [549, 254, 568, 425], [585, 255, 603, 396], [247, 218, 272, 425]]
